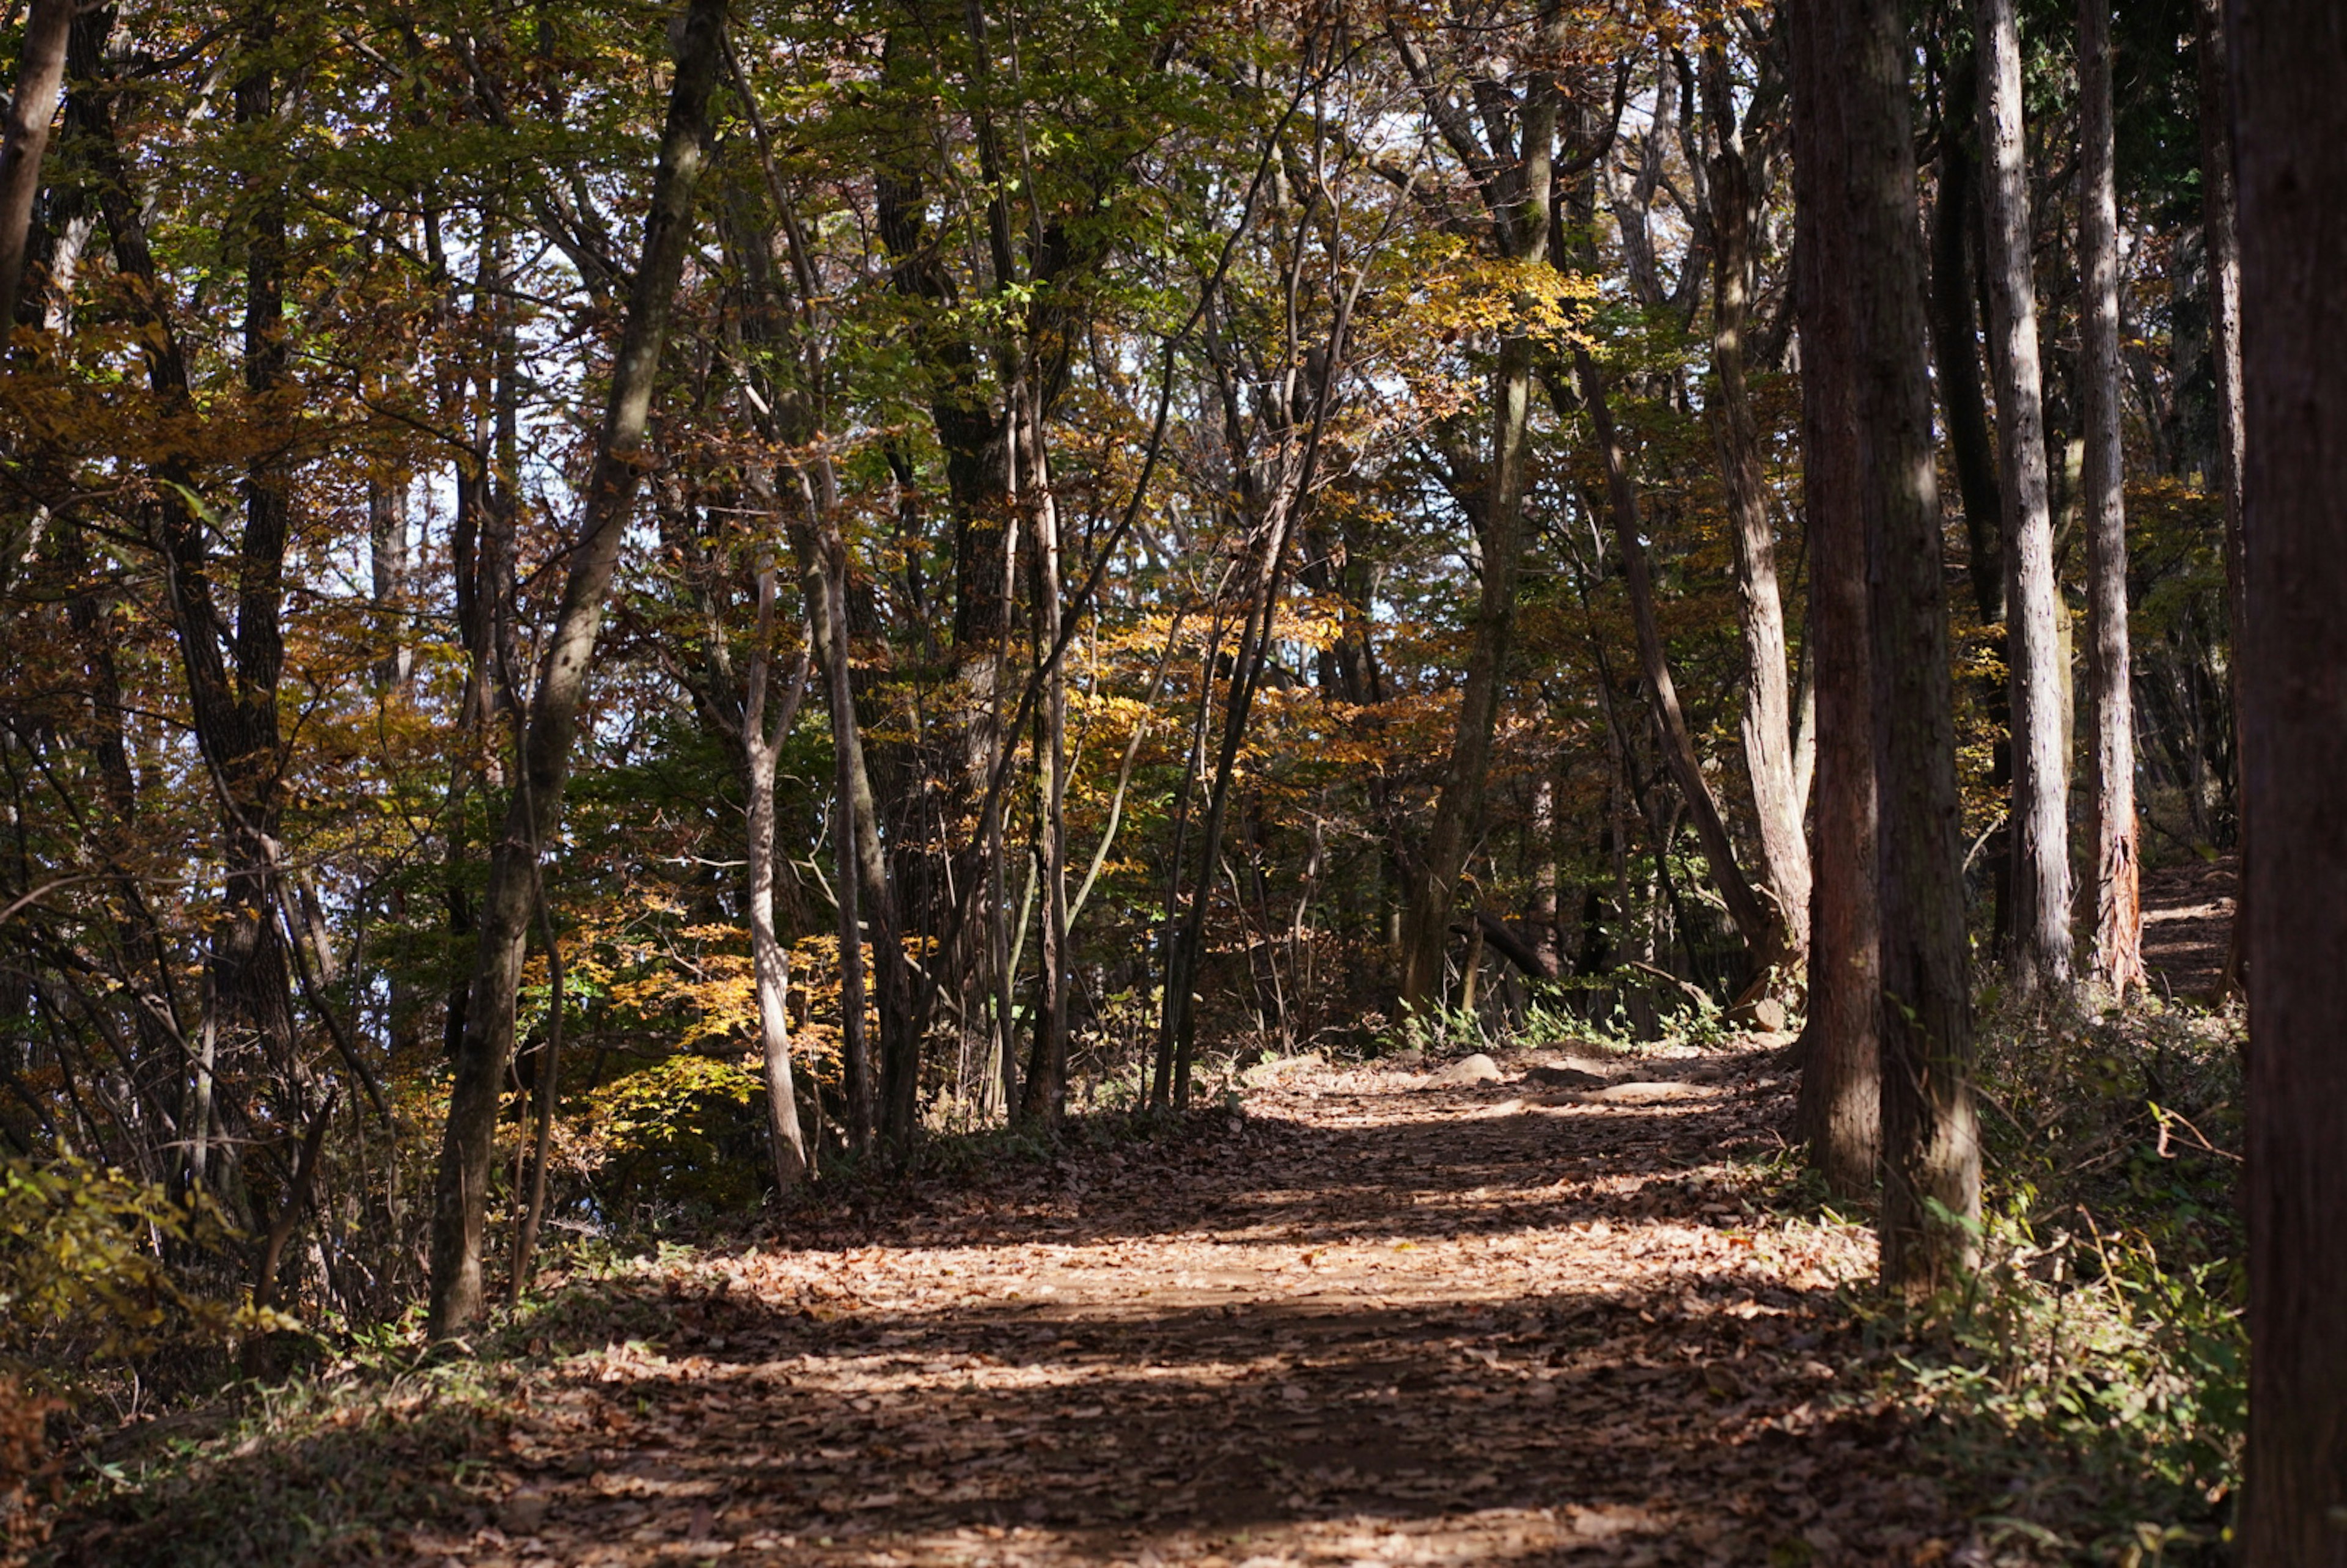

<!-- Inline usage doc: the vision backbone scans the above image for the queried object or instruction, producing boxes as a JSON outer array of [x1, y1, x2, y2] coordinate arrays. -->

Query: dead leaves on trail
[[60, 1041, 1975, 1566]]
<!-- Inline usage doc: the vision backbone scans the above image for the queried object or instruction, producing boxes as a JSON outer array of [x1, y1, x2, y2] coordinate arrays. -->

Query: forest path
[[374, 1040, 1973, 1568], [2139, 854, 2238, 1003]]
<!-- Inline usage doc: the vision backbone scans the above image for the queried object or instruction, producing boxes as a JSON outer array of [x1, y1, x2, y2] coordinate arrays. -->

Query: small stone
[[1574, 1080, 1705, 1104], [1427, 1052, 1503, 1086]]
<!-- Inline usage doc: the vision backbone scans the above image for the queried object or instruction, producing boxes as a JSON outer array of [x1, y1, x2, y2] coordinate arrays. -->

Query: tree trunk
[[1577, 352, 1780, 964], [2195, 0, 2249, 997], [0, 0, 73, 328], [1926, 47, 2015, 947], [1975, 0, 2074, 991], [1702, 39, 1809, 969], [1860, 0, 1978, 1292], [1787, 11, 1880, 1199], [1017, 395, 1071, 1126], [426, 0, 725, 1339], [1396, 2, 1568, 1019], [2231, 0, 2347, 1555], [1401, 331, 1538, 1015], [2077, 0, 2142, 997], [744, 601, 810, 1194]]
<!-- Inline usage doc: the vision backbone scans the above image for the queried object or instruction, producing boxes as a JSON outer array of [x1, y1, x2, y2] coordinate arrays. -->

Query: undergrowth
[[1886, 991, 2246, 1565]]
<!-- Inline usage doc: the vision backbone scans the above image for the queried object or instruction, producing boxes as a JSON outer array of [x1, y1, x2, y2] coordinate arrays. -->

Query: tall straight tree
[[1786, 7, 1878, 1198], [2232, 0, 2347, 1555], [1975, 0, 2073, 991], [1793, 0, 1977, 1284], [427, 0, 728, 1339], [2196, 0, 2249, 995], [2077, 0, 2142, 996]]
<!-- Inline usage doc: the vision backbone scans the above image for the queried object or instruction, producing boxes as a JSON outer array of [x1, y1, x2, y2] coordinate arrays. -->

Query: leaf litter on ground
[[51, 1036, 2011, 1567]]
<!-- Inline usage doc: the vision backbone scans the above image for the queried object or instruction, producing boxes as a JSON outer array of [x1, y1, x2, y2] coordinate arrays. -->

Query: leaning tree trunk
[[1702, 38, 1809, 969], [0, 0, 73, 328], [1577, 353, 1780, 965], [2232, 0, 2347, 1553], [1786, 12, 1879, 1199], [1975, 0, 2073, 993], [426, 0, 725, 1339], [2077, 0, 2142, 997], [1794, 0, 1977, 1289]]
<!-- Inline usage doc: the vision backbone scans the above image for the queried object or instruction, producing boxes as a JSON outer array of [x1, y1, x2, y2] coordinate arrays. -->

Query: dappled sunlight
[[209, 1048, 1950, 1568]]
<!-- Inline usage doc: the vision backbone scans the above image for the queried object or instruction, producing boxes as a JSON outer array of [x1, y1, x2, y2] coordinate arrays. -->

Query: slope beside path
[[62, 1041, 1977, 1567]]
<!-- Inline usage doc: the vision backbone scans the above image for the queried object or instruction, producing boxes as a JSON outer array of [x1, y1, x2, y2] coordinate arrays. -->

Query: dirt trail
[[2139, 856, 2237, 1003], [285, 1040, 1970, 1568]]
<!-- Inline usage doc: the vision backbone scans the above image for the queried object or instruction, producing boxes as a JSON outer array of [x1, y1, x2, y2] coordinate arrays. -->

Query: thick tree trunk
[[1787, 15, 1880, 1199], [1702, 40, 1808, 969], [1793, 0, 1976, 1281], [1975, 0, 2074, 991], [2231, 1, 2347, 1556], [426, 0, 724, 1339], [0, 0, 73, 328], [1867, 0, 1978, 1293], [2077, 0, 2142, 997]]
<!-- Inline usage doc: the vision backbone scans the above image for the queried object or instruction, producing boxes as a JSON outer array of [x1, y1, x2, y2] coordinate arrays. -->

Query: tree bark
[[1975, 0, 2074, 991], [2077, 0, 2142, 997], [1794, 0, 1977, 1281], [0, 0, 72, 329], [1787, 0, 1879, 1199], [2231, 0, 2347, 1556], [1868, 0, 1978, 1293], [427, 0, 725, 1339]]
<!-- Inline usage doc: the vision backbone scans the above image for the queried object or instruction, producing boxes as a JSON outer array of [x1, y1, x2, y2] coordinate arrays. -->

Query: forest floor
[[2139, 855, 2237, 1003], [52, 1036, 2033, 1568]]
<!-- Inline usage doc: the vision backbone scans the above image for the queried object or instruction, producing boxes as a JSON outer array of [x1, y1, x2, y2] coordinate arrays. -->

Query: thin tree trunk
[[426, 0, 725, 1339], [1018, 395, 1071, 1125], [744, 588, 812, 1193], [0, 0, 72, 328], [2077, 0, 2142, 998], [2233, 4, 2347, 1552], [1396, 2, 1568, 1018], [1577, 353, 1779, 965], [1976, 0, 2074, 991], [1702, 38, 1809, 968], [1926, 48, 2015, 947], [2195, 0, 2248, 997], [1787, 13, 1879, 1197]]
